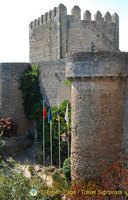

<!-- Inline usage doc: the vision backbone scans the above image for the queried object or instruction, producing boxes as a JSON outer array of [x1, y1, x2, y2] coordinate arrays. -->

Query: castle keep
[[0, 4, 128, 182], [29, 4, 120, 106], [29, 4, 119, 62], [29, 4, 128, 182]]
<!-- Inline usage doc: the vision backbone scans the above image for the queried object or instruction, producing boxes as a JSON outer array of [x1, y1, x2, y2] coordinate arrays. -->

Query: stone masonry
[[0, 4, 128, 182], [29, 4, 119, 63], [32, 60, 71, 106], [29, 4, 128, 180], [66, 52, 128, 181], [0, 63, 35, 154], [29, 4, 119, 105]]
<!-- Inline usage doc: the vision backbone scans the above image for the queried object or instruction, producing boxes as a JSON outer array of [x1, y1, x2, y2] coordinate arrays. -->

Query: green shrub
[[64, 78, 72, 87], [19, 65, 71, 167], [37, 149, 43, 165], [52, 169, 66, 190], [0, 131, 5, 161], [0, 157, 62, 200], [44, 100, 71, 166], [63, 157, 71, 184], [19, 65, 43, 139]]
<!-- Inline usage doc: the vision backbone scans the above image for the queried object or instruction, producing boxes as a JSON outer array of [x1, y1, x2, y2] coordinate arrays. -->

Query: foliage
[[54, 168, 63, 174], [43, 99, 71, 167], [65, 179, 100, 200], [99, 159, 128, 199], [28, 165, 35, 176], [65, 158, 128, 200], [0, 118, 17, 137], [37, 149, 43, 165], [35, 99, 71, 167], [19, 65, 71, 167], [64, 78, 72, 87], [0, 157, 62, 200], [0, 131, 5, 161], [63, 157, 71, 184], [19, 64, 43, 138], [44, 166, 56, 173], [52, 168, 68, 190]]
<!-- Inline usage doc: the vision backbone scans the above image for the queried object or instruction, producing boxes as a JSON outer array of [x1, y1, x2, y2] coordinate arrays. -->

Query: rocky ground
[[10, 143, 53, 186]]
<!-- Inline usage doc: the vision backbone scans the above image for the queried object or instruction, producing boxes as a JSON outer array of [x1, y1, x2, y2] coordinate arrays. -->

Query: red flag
[[43, 106, 46, 118]]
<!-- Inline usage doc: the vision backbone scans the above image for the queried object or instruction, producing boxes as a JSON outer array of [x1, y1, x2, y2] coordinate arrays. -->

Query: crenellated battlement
[[29, 4, 119, 29], [29, 4, 119, 63], [29, 4, 67, 29]]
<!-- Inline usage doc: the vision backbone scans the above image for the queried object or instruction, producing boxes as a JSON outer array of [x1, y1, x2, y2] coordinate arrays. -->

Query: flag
[[48, 105, 52, 122], [65, 103, 68, 124], [43, 104, 46, 118], [56, 109, 60, 121]]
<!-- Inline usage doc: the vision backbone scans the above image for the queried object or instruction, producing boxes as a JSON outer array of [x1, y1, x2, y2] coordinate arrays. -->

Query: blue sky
[[0, 0, 127, 62]]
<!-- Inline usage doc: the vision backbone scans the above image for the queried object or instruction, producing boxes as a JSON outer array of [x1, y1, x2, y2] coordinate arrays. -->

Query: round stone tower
[[66, 51, 128, 182]]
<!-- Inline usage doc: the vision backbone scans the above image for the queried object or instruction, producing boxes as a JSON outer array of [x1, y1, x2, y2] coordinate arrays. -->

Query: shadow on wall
[[0, 63, 35, 154]]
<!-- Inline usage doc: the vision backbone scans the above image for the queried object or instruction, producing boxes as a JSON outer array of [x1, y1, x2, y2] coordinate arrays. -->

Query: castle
[[0, 4, 128, 182], [29, 4, 119, 62], [29, 4, 119, 106]]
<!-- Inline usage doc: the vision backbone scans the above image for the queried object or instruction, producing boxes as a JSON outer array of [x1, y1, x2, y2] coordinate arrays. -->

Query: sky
[[0, 0, 128, 63]]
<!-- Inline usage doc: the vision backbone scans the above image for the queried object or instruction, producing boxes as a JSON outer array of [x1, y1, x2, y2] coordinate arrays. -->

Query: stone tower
[[28, 4, 128, 181], [0, 3, 127, 179], [29, 4, 119, 63], [29, 4, 120, 106], [66, 52, 128, 182]]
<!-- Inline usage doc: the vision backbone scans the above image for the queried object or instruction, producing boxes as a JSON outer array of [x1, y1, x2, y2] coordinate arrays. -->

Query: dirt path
[[11, 148, 38, 165]]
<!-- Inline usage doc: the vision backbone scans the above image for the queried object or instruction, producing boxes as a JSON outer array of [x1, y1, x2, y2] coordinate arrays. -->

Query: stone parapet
[[66, 51, 128, 78], [29, 5, 118, 29]]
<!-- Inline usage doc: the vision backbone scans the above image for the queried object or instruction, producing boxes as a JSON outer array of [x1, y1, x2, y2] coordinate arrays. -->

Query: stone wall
[[29, 4, 67, 63], [29, 9, 60, 63], [32, 60, 70, 106], [29, 4, 119, 63], [66, 51, 128, 181], [67, 11, 119, 53], [0, 63, 35, 154]]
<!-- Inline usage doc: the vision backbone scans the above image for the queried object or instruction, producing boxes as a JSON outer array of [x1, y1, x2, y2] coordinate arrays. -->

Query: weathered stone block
[[66, 52, 128, 182]]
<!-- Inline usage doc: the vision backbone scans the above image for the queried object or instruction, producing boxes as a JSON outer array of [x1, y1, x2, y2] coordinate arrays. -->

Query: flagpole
[[50, 103, 52, 166], [58, 104, 61, 169], [67, 103, 69, 158], [67, 123, 69, 158], [50, 120, 52, 166], [43, 100, 45, 166]]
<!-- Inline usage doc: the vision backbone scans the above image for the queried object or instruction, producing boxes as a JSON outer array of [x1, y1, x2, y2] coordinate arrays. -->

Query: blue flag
[[48, 105, 52, 122]]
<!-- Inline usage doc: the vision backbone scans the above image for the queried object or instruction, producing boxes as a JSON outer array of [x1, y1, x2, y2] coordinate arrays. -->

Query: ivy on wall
[[64, 78, 72, 87], [19, 65, 71, 166], [19, 65, 43, 136]]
